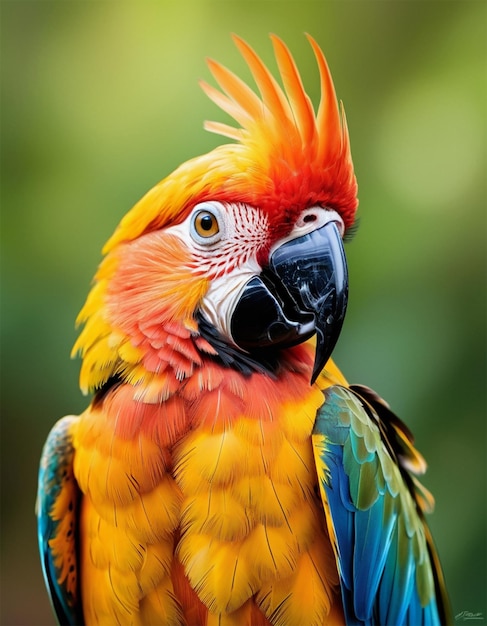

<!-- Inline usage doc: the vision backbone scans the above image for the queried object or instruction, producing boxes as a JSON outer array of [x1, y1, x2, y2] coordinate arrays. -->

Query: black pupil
[[200, 214, 214, 231]]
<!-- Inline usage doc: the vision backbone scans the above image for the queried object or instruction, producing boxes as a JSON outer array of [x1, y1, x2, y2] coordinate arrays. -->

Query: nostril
[[294, 207, 345, 236], [296, 209, 321, 228]]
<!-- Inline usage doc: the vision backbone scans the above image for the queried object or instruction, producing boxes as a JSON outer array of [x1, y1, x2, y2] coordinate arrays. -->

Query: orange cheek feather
[[105, 231, 210, 375]]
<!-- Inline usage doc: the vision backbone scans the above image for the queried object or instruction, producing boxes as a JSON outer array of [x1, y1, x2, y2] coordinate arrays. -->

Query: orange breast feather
[[72, 343, 345, 626]]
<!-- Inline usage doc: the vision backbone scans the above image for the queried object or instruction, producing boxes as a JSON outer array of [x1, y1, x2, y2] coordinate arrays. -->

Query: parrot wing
[[36, 415, 82, 626], [312, 384, 451, 626]]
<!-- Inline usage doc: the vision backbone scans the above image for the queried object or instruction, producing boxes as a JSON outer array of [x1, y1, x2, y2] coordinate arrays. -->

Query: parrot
[[37, 34, 451, 626]]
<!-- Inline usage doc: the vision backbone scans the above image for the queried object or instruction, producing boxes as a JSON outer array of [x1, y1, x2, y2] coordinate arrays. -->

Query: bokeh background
[[1, 1, 485, 624]]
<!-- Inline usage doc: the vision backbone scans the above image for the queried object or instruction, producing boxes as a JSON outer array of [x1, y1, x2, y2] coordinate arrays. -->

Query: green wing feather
[[312, 384, 451, 625]]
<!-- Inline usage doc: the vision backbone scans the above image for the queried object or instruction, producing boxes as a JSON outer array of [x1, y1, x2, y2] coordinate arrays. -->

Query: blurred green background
[[1, 1, 485, 624]]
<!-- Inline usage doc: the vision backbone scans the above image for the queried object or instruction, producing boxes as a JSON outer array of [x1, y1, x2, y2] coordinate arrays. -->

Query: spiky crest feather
[[104, 34, 357, 252]]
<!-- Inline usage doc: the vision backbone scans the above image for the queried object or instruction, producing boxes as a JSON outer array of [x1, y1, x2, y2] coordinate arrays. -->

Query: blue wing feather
[[354, 495, 392, 618], [312, 384, 450, 626], [36, 415, 82, 626]]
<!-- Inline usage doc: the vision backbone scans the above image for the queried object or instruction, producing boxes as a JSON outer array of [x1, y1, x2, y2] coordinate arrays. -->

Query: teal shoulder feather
[[36, 415, 82, 626], [312, 384, 451, 626]]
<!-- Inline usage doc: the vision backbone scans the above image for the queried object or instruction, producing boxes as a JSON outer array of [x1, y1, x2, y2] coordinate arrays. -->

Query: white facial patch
[[169, 201, 269, 279], [167, 201, 269, 343]]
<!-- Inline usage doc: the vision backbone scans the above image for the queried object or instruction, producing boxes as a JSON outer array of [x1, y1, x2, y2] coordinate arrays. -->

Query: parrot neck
[[90, 341, 320, 446]]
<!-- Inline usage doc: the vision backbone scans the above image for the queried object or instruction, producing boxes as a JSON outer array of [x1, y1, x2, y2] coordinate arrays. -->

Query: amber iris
[[193, 210, 219, 238]]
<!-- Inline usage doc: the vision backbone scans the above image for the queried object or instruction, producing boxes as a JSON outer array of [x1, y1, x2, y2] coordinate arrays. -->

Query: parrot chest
[[170, 375, 342, 625], [73, 372, 342, 625], [174, 417, 341, 624]]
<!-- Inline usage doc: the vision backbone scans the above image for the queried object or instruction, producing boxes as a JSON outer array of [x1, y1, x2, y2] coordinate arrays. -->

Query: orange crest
[[200, 34, 358, 228], [105, 35, 357, 251]]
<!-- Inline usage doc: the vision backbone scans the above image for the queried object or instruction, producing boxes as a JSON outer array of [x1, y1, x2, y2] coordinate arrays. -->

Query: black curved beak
[[231, 221, 348, 383]]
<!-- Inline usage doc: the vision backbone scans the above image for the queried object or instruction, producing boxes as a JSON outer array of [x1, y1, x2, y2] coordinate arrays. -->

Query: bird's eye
[[194, 211, 219, 237], [190, 204, 223, 245]]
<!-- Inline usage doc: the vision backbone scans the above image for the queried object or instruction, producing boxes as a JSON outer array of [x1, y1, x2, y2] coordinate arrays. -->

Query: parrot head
[[73, 34, 358, 394]]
